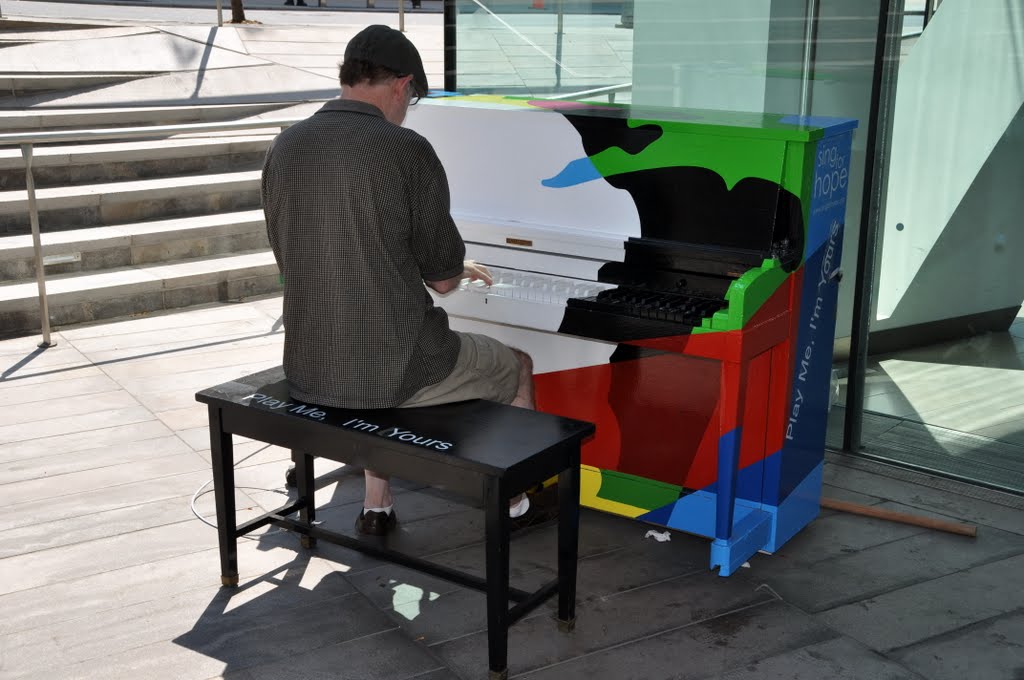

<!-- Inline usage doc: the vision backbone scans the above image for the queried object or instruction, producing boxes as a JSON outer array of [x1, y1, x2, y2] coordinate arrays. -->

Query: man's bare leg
[[509, 348, 535, 410], [364, 348, 536, 514], [364, 469, 393, 509]]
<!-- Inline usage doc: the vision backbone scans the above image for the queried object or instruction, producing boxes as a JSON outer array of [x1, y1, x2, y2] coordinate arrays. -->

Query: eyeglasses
[[407, 82, 421, 106]]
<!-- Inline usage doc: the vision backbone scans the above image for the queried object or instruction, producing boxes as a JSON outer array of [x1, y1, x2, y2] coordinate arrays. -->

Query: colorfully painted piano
[[406, 96, 857, 574]]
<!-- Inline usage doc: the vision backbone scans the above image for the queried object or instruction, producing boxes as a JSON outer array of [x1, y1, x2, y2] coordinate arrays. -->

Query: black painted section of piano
[[552, 117, 804, 343]]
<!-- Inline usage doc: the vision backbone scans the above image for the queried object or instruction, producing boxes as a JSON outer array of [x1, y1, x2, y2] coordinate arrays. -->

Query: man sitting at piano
[[261, 25, 547, 536]]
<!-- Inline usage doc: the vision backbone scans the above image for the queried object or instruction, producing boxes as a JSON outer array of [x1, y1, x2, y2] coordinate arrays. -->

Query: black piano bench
[[195, 366, 594, 680]]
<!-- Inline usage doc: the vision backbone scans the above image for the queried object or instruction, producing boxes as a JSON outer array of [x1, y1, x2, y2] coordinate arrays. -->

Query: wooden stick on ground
[[820, 497, 978, 538]]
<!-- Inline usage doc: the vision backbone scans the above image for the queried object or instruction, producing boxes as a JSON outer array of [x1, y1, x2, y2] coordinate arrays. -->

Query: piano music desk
[[196, 366, 594, 680]]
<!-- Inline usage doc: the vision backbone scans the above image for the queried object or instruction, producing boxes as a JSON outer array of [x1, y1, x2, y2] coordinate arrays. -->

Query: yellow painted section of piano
[[580, 464, 648, 518]]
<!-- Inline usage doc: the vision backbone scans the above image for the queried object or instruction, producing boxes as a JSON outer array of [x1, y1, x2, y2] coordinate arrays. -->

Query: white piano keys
[[443, 266, 614, 333]]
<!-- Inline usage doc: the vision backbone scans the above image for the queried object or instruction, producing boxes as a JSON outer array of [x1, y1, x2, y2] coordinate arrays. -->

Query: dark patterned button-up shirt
[[262, 99, 465, 408]]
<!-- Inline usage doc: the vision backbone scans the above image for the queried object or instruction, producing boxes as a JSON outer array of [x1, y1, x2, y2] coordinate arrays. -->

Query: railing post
[[20, 144, 54, 348], [799, 0, 820, 117], [216, 0, 224, 27], [399, 0, 405, 32]]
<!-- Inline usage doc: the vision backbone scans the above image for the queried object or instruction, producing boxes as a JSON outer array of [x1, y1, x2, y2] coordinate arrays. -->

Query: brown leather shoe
[[355, 509, 398, 536]]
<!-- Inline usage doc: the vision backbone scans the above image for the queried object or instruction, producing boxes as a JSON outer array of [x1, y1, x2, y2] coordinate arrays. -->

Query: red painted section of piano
[[535, 269, 800, 494]]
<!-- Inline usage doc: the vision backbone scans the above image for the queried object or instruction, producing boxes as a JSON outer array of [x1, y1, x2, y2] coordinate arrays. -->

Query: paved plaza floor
[[2, 295, 1023, 679]]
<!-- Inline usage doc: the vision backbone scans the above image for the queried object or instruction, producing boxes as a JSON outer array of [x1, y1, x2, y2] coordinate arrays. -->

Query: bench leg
[[293, 449, 317, 549], [484, 479, 511, 680], [557, 450, 581, 631], [209, 406, 238, 587]]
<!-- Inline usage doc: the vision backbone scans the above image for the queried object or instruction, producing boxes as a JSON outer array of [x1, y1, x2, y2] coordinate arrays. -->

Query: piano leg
[[711, 358, 773, 576], [715, 360, 746, 540]]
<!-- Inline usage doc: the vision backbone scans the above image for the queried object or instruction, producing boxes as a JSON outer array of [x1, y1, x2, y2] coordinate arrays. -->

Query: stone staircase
[[0, 13, 357, 339], [0, 21, 325, 339]]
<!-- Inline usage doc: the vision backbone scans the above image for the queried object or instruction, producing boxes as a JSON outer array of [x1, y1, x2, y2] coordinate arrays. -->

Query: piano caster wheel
[[488, 669, 508, 680], [300, 535, 317, 549], [285, 464, 297, 488], [556, 616, 576, 633], [221, 575, 239, 588]]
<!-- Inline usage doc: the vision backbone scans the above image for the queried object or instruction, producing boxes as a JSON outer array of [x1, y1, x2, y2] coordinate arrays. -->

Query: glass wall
[[449, 0, 633, 96], [857, 0, 1024, 494]]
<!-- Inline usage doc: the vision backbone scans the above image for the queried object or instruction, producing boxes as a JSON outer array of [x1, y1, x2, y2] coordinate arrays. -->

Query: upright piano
[[407, 97, 857, 575]]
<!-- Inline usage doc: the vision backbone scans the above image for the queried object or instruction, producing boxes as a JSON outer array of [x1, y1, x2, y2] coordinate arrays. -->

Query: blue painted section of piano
[[636, 447, 823, 573], [767, 129, 854, 508], [542, 157, 602, 187]]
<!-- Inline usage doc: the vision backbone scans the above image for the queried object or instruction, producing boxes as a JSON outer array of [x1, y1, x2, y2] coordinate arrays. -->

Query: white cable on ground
[[190, 444, 293, 540]]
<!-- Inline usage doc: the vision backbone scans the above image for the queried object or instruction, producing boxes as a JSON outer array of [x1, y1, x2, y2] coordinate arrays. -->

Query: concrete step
[[0, 72, 153, 97], [0, 102, 286, 132], [0, 134, 275, 190], [0, 170, 262, 235], [0, 249, 280, 338], [0, 209, 268, 279]]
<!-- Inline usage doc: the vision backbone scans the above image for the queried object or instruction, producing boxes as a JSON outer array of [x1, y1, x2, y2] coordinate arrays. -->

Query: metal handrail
[[1, 115, 304, 347], [545, 82, 632, 103], [0, 117, 303, 148]]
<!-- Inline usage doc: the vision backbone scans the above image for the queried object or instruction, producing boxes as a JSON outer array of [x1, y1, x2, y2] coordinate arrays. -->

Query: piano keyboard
[[460, 267, 613, 304], [434, 266, 615, 334], [567, 287, 727, 327]]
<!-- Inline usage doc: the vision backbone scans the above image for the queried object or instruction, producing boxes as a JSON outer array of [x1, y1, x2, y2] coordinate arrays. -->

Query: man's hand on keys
[[463, 260, 493, 287]]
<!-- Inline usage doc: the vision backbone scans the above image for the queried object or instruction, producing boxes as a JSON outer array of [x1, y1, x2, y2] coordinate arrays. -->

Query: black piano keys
[[566, 287, 727, 328]]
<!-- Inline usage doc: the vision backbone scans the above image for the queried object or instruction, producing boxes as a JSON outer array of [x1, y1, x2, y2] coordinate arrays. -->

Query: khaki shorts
[[401, 332, 521, 407]]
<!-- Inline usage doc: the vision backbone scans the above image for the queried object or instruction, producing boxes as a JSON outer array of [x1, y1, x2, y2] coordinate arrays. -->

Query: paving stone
[[424, 507, 644, 583], [399, 670, 461, 680], [81, 334, 280, 371], [0, 433, 192, 485], [79, 322, 277, 366], [715, 636, 926, 680], [0, 337, 86, 363], [0, 373, 121, 406], [751, 523, 1024, 613], [222, 629, 442, 680], [0, 459, 256, 532], [349, 512, 698, 632], [0, 363, 106, 389], [473, 598, 832, 680], [384, 586, 489, 646], [817, 553, 1024, 652], [761, 501, 928, 566], [820, 481, 885, 506], [58, 302, 270, 341], [532, 602, 835, 680], [0, 405, 158, 446], [0, 450, 208, 507], [0, 539, 329, 637], [0, 514, 271, 596], [0, 493, 211, 559], [0, 387, 141, 428], [347, 563, 468, 612], [157, 402, 221, 431], [823, 463, 1024, 536], [111, 359, 281, 398], [431, 570, 776, 677], [0, 418, 173, 464], [192, 441, 294, 471], [892, 610, 1024, 680], [5, 563, 358, 674]]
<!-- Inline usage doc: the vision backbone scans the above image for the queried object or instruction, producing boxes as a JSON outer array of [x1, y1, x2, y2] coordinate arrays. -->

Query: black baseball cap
[[344, 25, 428, 97]]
